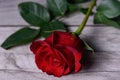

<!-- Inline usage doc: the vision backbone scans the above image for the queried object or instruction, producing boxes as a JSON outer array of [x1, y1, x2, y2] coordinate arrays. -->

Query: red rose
[[30, 31, 84, 77]]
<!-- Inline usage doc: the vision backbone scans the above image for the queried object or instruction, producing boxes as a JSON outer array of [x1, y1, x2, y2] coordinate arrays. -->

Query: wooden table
[[0, 0, 120, 80]]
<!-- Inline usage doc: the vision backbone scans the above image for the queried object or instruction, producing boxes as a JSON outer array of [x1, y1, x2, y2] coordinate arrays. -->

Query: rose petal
[[35, 43, 68, 77], [30, 40, 43, 54], [53, 64, 64, 77], [52, 49, 67, 76], [35, 42, 54, 74], [45, 31, 81, 48], [63, 65, 70, 75], [55, 45, 76, 74], [56, 45, 82, 72], [66, 47, 82, 72]]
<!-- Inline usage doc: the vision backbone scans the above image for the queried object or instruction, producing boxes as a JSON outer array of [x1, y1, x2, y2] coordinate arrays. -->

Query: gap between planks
[[0, 69, 120, 73]]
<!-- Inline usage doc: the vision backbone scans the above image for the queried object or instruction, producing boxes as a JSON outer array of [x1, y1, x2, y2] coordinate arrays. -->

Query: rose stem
[[74, 0, 96, 36]]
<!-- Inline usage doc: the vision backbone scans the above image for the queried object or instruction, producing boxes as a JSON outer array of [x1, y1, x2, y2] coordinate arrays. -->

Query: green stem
[[74, 0, 96, 35]]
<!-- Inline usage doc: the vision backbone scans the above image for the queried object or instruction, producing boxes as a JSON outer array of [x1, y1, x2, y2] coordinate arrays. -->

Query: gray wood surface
[[0, 0, 120, 80]]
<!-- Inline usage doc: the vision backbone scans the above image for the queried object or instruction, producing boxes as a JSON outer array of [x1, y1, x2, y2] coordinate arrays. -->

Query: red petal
[[45, 31, 83, 50], [55, 45, 75, 74], [67, 47, 82, 72], [30, 40, 43, 54], [56, 45, 82, 72], [35, 43, 54, 74], [52, 65, 64, 77], [51, 48, 66, 76]]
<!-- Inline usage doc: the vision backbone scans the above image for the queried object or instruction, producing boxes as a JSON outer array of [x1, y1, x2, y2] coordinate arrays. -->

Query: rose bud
[[30, 31, 84, 77]]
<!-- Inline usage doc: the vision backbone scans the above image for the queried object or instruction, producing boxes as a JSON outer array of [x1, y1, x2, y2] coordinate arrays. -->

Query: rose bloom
[[30, 31, 84, 77]]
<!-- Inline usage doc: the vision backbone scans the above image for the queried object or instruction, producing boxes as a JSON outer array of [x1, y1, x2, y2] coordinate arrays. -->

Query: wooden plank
[[0, 26, 120, 73], [0, 70, 120, 80], [0, 0, 102, 25], [0, 26, 120, 53], [0, 51, 120, 72], [71, 26, 120, 52]]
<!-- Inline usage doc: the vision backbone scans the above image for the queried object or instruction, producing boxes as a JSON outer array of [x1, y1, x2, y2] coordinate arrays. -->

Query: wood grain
[[0, 26, 120, 72], [0, 70, 120, 80], [0, 51, 120, 72], [0, 26, 120, 79], [1, 26, 120, 53]]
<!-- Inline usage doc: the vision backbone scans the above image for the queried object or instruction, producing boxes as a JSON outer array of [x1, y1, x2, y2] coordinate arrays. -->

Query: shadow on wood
[[81, 51, 95, 70], [80, 26, 109, 71]]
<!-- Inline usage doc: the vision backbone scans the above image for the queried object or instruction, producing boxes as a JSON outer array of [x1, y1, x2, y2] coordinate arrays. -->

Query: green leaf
[[68, 3, 78, 13], [83, 40, 94, 54], [112, 16, 120, 24], [97, 0, 120, 18], [41, 20, 66, 37], [94, 13, 120, 29], [95, 0, 120, 29], [1, 27, 40, 49], [74, 0, 85, 3], [47, 0, 67, 16], [18, 2, 50, 27], [67, 4, 94, 16]]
